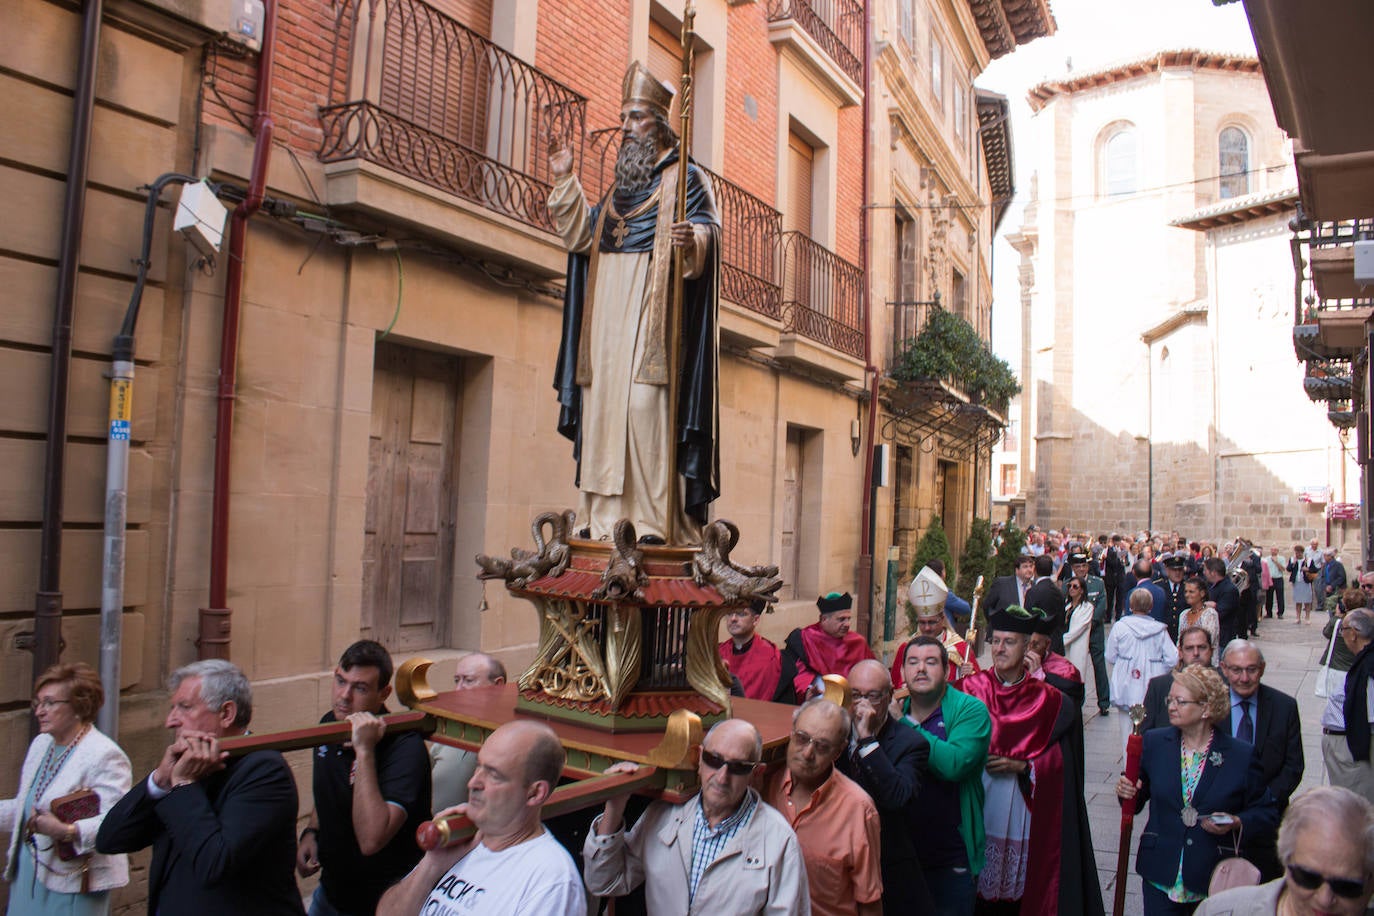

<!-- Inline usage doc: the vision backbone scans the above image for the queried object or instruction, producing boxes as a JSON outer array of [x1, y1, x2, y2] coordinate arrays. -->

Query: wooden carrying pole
[[218, 711, 433, 757], [665, 2, 695, 545], [416, 766, 661, 850], [1113, 709, 1147, 916]]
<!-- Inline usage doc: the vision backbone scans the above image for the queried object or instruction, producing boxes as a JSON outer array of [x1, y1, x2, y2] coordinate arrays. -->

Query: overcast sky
[[978, 0, 1261, 362]]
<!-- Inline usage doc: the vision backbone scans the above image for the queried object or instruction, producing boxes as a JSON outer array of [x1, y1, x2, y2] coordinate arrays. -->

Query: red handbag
[[48, 787, 99, 861]]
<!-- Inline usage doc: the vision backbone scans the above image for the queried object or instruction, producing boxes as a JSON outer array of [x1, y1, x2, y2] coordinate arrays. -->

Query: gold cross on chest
[[611, 218, 629, 248]]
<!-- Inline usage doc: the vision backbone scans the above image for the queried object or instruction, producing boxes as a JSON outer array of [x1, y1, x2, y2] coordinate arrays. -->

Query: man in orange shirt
[[765, 698, 883, 916]]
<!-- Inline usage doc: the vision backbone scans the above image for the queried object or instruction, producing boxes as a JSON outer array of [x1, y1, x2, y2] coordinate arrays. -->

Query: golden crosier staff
[[965, 574, 985, 647], [664, 1, 695, 545]]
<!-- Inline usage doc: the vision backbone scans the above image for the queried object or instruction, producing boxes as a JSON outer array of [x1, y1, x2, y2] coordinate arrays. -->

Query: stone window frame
[[1097, 120, 1139, 199]]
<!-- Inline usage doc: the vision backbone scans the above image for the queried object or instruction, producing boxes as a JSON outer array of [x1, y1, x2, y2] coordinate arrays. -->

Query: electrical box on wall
[[174, 181, 228, 259], [230, 0, 265, 51], [1355, 239, 1374, 287]]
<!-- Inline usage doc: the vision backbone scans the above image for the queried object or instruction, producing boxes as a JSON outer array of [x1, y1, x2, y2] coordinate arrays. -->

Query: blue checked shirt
[[688, 788, 759, 902]]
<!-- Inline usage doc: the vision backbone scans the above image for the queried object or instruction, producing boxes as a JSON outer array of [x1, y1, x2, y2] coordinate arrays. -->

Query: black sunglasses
[[1287, 864, 1366, 899], [700, 749, 758, 777]]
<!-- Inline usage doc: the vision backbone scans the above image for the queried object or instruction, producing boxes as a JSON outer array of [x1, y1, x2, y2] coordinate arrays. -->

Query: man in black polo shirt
[[297, 640, 431, 915]]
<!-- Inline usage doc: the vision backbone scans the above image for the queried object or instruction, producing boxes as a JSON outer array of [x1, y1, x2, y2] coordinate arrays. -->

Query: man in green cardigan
[[898, 635, 991, 916]]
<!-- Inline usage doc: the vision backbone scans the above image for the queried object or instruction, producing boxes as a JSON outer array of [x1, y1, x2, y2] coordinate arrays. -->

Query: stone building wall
[[1, 3, 872, 911], [1014, 53, 1358, 552]]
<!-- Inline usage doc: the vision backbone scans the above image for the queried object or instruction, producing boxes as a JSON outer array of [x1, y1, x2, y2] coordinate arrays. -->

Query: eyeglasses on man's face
[[699, 749, 758, 777], [1286, 863, 1366, 900], [790, 730, 839, 757], [852, 690, 890, 705]]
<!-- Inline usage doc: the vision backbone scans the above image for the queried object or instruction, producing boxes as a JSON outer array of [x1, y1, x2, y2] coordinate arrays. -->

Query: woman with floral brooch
[[0, 663, 131, 914], [1115, 663, 1278, 915]]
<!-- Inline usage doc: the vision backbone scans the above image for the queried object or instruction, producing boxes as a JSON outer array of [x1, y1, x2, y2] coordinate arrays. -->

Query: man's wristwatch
[[300, 826, 319, 843]]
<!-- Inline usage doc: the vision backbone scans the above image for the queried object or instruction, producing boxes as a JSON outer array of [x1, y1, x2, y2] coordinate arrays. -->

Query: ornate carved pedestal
[[477, 514, 782, 733]]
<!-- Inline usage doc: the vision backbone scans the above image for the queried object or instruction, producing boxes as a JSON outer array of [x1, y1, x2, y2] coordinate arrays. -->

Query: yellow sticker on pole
[[109, 378, 132, 441]]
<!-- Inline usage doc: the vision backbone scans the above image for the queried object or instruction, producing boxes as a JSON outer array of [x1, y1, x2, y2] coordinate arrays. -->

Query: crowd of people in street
[[4, 528, 1374, 916]]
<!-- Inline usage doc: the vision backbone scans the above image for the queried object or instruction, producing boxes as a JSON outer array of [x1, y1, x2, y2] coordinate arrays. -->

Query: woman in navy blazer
[[1116, 664, 1279, 914]]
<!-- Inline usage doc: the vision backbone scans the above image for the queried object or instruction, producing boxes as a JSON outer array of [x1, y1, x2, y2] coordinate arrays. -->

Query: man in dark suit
[[1153, 555, 1190, 641], [1204, 556, 1243, 650], [1218, 639, 1304, 880], [1139, 625, 1215, 733], [842, 659, 934, 915], [98, 659, 304, 915], [1102, 535, 1126, 621], [1025, 553, 1068, 653], [983, 553, 1036, 616]]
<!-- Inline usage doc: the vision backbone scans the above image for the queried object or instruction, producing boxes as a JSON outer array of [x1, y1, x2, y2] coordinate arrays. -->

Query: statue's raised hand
[[549, 139, 574, 180]]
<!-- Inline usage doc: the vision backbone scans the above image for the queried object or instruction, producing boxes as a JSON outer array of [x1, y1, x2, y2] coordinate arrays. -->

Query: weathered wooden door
[[363, 343, 458, 651]]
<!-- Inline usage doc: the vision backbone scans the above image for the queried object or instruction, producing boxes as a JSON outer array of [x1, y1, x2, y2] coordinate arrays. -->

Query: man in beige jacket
[[584, 718, 809, 914]]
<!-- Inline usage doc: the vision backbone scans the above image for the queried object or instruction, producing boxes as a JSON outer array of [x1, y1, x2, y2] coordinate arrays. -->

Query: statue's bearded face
[[615, 133, 660, 194], [615, 103, 666, 193]]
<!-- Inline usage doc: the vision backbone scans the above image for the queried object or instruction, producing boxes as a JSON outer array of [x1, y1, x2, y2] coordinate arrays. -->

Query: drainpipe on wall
[[199, 0, 277, 660], [30, 0, 104, 700], [857, 0, 880, 639]]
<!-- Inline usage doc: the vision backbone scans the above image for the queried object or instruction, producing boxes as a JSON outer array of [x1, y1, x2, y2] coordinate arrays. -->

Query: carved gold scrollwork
[[525, 598, 610, 701], [684, 605, 732, 714], [603, 604, 642, 707]]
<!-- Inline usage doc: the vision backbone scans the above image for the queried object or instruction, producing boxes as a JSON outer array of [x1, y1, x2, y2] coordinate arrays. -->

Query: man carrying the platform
[[584, 718, 809, 914], [889, 566, 979, 687], [897, 636, 991, 916], [378, 720, 587, 916], [549, 61, 721, 544], [297, 640, 431, 916], [719, 598, 796, 703], [785, 591, 875, 700], [959, 607, 1103, 916], [96, 659, 304, 915]]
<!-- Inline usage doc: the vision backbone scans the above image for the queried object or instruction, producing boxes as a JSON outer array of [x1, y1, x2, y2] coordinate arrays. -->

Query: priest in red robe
[[957, 606, 1103, 916], [783, 592, 875, 700], [717, 599, 796, 703], [889, 566, 980, 687]]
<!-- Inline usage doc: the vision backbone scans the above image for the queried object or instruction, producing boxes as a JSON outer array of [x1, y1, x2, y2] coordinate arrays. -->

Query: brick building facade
[[0, 0, 1051, 908]]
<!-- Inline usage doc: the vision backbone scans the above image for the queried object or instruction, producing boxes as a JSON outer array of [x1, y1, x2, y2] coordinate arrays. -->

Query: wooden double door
[[362, 342, 460, 651]]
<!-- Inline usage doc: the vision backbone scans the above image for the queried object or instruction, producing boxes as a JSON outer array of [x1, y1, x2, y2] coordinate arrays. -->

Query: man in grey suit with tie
[[1219, 639, 1304, 881]]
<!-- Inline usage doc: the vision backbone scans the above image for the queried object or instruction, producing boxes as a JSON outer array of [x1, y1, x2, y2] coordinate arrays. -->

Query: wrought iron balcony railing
[[766, 0, 864, 85], [1309, 218, 1374, 249], [886, 298, 940, 374], [319, 0, 587, 233], [582, 128, 782, 320], [779, 231, 864, 358]]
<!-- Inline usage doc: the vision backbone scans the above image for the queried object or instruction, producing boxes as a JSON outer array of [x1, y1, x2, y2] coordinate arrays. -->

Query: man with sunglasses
[[1218, 639, 1303, 881], [766, 698, 883, 916], [1195, 785, 1374, 916], [839, 660, 934, 915], [584, 719, 808, 914]]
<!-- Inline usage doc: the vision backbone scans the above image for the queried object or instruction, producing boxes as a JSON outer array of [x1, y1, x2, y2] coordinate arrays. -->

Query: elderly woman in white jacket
[[1106, 587, 1179, 757], [0, 662, 131, 915]]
